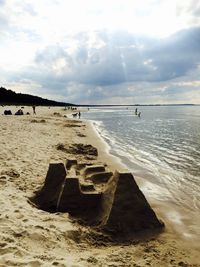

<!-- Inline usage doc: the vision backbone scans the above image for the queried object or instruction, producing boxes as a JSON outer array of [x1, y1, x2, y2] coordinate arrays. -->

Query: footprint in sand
[[0, 176, 8, 185], [0, 180, 7, 186], [15, 213, 24, 219], [0, 243, 7, 250], [1, 169, 20, 178], [0, 245, 18, 255], [24, 260, 43, 267]]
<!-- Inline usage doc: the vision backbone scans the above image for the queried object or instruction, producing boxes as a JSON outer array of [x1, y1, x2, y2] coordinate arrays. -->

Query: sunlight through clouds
[[1, 0, 200, 104]]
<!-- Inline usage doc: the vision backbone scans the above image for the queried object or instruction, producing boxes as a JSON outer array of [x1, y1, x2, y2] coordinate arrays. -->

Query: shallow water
[[82, 106, 200, 239]]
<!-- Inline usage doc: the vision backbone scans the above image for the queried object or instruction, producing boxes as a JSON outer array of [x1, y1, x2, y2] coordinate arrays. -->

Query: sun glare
[[52, 0, 180, 38], [7, 0, 182, 41], [131, 1, 178, 37]]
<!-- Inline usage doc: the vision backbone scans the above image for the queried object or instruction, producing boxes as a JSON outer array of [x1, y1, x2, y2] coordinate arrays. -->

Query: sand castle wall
[[30, 160, 164, 234], [98, 171, 164, 233], [31, 163, 66, 211]]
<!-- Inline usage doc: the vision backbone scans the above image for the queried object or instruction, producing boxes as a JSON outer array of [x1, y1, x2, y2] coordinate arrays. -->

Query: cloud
[[0, 0, 5, 5], [21, 3, 37, 16], [2, 27, 200, 104], [30, 28, 200, 86], [1, 0, 200, 104]]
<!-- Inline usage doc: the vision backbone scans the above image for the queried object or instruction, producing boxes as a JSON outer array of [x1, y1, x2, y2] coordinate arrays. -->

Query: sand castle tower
[[98, 171, 163, 232], [30, 160, 164, 234]]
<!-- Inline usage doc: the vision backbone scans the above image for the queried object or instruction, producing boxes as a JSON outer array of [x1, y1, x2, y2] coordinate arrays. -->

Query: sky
[[1, 0, 200, 104]]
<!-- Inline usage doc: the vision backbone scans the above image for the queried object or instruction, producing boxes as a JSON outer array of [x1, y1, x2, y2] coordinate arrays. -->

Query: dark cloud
[[3, 27, 200, 103], [147, 27, 200, 79], [32, 27, 200, 89]]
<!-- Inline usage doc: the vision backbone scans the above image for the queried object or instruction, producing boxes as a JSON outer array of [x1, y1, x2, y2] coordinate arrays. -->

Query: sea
[[82, 105, 200, 240]]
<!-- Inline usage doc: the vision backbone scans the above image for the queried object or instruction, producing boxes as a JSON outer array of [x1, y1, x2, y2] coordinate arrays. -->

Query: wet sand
[[0, 106, 199, 267]]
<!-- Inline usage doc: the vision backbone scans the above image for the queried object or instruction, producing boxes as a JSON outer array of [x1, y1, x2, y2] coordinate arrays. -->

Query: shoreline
[[0, 106, 199, 266], [85, 115, 200, 244], [81, 113, 200, 249], [85, 120, 128, 172]]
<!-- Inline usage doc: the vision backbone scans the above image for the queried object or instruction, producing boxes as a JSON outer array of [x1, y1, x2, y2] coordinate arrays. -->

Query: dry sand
[[0, 106, 199, 267]]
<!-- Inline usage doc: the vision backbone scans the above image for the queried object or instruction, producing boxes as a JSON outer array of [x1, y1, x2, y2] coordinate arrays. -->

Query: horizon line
[[75, 103, 198, 107]]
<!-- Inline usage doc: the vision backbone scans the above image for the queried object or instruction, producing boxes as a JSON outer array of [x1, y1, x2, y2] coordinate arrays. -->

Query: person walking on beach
[[32, 105, 36, 115], [78, 111, 81, 119]]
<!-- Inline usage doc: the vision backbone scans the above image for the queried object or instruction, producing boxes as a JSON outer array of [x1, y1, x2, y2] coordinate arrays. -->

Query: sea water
[[82, 105, 200, 239]]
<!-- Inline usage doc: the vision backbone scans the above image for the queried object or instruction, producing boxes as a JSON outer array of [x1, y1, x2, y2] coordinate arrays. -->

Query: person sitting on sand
[[15, 109, 23, 115], [4, 110, 12, 115]]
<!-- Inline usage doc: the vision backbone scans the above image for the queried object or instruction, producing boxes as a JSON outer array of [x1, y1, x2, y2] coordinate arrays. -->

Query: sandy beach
[[0, 106, 199, 267]]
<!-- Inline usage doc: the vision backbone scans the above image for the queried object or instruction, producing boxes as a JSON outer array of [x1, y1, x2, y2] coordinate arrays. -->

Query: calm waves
[[83, 106, 200, 238]]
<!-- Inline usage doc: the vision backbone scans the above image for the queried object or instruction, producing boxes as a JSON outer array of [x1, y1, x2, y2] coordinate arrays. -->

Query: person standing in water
[[135, 108, 138, 115], [138, 111, 141, 118], [78, 111, 81, 119]]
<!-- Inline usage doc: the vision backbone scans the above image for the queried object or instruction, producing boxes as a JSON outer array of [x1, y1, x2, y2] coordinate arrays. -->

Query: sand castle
[[30, 159, 164, 234]]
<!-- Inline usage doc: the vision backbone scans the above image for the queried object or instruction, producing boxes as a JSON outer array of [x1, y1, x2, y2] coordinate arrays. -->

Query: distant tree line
[[0, 87, 74, 106]]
